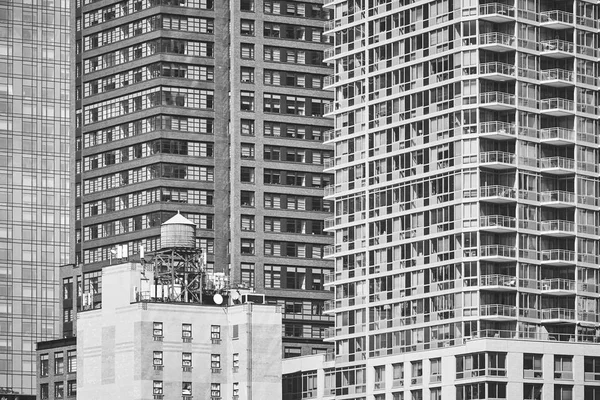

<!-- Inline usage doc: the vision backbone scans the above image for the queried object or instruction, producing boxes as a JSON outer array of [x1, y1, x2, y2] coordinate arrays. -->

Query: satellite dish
[[213, 293, 223, 305], [231, 291, 240, 301]]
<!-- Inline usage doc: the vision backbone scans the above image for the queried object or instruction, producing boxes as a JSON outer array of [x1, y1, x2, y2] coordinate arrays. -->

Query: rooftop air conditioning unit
[[241, 293, 265, 304]]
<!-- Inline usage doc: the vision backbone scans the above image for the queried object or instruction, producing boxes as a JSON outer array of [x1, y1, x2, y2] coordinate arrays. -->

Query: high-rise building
[[72, 0, 334, 356], [319, 0, 600, 399], [0, 0, 71, 395]]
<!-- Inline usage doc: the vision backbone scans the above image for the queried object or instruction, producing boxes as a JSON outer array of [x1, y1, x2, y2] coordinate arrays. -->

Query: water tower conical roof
[[162, 212, 196, 226]]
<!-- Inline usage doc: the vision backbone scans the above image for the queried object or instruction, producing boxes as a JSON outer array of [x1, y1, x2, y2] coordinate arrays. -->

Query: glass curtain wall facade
[[0, 0, 71, 395], [323, 0, 600, 399]]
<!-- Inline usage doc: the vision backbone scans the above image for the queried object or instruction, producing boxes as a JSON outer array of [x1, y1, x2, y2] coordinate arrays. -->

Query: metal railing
[[479, 3, 515, 17], [470, 329, 600, 343], [540, 10, 574, 24], [539, 156, 574, 170], [480, 304, 517, 317], [541, 98, 575, 111], [540, 127, 575, 141], [480, 91, 516, 105], [480, 245, 517, 258], [540, 278, 576, 291], [480, 121, 516, 136], [541, 308, 575, 320], [480, 215, 516, 229], [541, 249, 575, 262], [480, 185, 516, 199], [480, 274, 517, 287], [480, 151, 515, 164], [540, 68, 573, 82], [480, 32, 515, 46], [540, 220, 575, 232], [480, 61, 515, 76], [540, 190, 575, 203], [540, 39, 574, 53]]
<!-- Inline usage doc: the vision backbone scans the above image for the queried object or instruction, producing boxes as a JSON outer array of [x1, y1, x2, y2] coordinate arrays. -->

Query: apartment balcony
[[480, 274, 517, 291], [540, 68, 574, 87], [323, 74, 336, 89], [539, 156, 575, 175], [479, 121, 516, 140], [540, 220, 575, 237], [540, 39, 574, 58], [579, 282, 599, 296], [540, 98, 575, 116], [479, 151, 516, 169], [479, 32, 516, 52], [480, 91, 516, 111], [480, 215, 516, 233], [480, 304, 517, 321], [540, 190, 575, 208], [541, 249, 576, 266], [480, 185, 516, 203], [479, 3, 515, 23], [540, 127, 575, 145], [480, 245, 516, 261], [541, 308, 576, 324], [540, 10, 574, 29], [540, 278, 576, 296], [479, 62, 516, 81]]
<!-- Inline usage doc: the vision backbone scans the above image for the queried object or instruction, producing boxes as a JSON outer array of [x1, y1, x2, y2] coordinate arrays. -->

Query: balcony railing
[[479, 3, 515, 17], [480, 151, 515, 164], [540, 190, 575, 203], [541, 308, 575, 321], [541, 249, 575, 263], [480, 91, 516, 106], [541, 98, 575, 112], [540, 68, 574, 82], [480, 215, 516, 229], [540, 219, 575, 233], [480, 274, 517, 287], [480, 121, 516, 136], [471, 329, 600, 343], [480, 62, 515, 76], [480, 245, 516, 258], [541, 278, 576, 292], [540, 10, 574, 24], [539, 156, 575, 170], [480, 185, 516, 199], [480, 304, 517, 318], [540, 39, 574, 53], [540, 127, 575, 142], [480, 32, 515, 47]]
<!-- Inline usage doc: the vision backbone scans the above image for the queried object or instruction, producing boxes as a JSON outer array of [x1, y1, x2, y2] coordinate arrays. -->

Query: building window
[[232, 324, 239, 339], [241, 191, 255, 207], [241, 67, 254, 83], [182, 323, 192, 338], [392, 363, 404, 387], [430, 387, 441, 400], [241, 0, 254, 11], [55, 352, 64, 375], [241, 143, 255, 159], [241, 91, 255, 111], [555, 385, 573, 400], [241, 263, 255, 287], [374, 365, 385, 390], [265, 265, 281, 288], [241, 216, 255, 232], [241, 239, 255, 255], [55, 382, 64, 399], [241, 119, 255, 136], [211, 383, 221, 398], [211, 354, 221, 369], [64, 308, 73, 323], [153, 322, 163, 337], [67, 350, 77, 373], [241, 19, 255, 36], [233, 353, 240, 371], [241, 43, 254, 59], [40, 354, 49, 376], [555, 355, 573, 380], [284, 346, 302, 358], [63, 277, 73, 300], [182, 382, 192, 396], [241, 167, 255, 183], [524, 383, 542, 400], [67, 380, 77, 397], [585, 386, 600, 400], [153, 351, 163, 366], [211, 325, 221, 340], [410, 389, 422, 400], [524, 354, 543, 378], [182, 352, 192, 368], [430, 358, 442, 383], [40, 383, 49, 399], [153, 380, 163, 395], [411, 361, 423, 385], [585, 357, 600, 381], [233, 382, 240, 398]]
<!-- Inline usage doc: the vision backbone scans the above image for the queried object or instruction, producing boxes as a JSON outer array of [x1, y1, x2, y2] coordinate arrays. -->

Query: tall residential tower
[[72, 0, 334, 356], [321, 0, 600, 399], [0, 0, 70, 395]]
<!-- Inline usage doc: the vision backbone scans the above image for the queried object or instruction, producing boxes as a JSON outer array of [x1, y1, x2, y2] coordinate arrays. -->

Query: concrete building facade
[[307, 0, 600, 399], [71, 0, 335, 357]]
